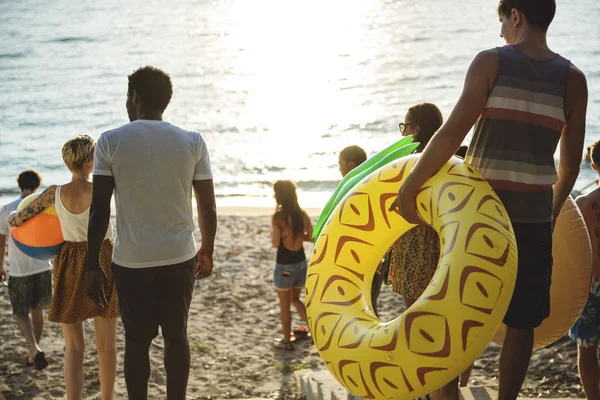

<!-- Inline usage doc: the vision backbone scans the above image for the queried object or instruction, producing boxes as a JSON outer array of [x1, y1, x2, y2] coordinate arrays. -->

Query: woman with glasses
[[390, 103, 464, 399], [390, 102, 444, 309]]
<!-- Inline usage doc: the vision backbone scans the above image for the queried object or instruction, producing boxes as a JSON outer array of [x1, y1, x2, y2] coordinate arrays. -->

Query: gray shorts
[[8, 270, 52, 316], [273, 260, 307, 290]]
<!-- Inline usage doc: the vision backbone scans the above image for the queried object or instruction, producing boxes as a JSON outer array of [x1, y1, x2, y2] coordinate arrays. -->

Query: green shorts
[[8, 271, 52, 316]]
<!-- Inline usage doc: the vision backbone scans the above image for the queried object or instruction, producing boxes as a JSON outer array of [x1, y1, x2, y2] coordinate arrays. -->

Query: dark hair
[[273, 180, 304, 237], [17, 170, 42, 191], [588, 140, 600, 166], [340, 145, 367, 166], [128, 66, 173, 112], [497, 0, 556, 31], [407, 103, 443, 152]]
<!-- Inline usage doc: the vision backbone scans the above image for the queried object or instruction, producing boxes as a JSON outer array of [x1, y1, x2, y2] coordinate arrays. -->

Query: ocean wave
[[46, 37, 98, 43], [0, 52, 27, 59], [0, 188, 19, 196], [214, 179, 339, 191]]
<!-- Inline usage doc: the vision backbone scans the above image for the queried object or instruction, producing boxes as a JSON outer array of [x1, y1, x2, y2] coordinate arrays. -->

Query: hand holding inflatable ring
[[306, 155, 518, 399]]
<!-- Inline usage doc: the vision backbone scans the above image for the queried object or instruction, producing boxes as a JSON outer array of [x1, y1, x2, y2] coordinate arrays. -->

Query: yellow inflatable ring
[[493, 196, 592, 349], [306, 155, 518, 399]]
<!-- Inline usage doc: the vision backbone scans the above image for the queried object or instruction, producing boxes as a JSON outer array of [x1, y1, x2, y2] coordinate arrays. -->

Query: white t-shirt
[[93, 120, 213, 268], [0, 197, 52, 277]]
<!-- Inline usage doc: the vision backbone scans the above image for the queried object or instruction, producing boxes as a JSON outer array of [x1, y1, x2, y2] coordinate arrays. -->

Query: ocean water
[[1, 0, 599, 208]]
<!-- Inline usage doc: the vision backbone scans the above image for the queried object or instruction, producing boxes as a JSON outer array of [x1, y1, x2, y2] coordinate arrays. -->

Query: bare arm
[[303, 212, 314, 242], [272, 216, 282, 248], [87, 176, 114, 270], [0, 234, 6, 282], [553, 66, 588, 221], [193, 179, 217, 253], [576, 196, 600, 277], [390, 50, 497, 223], [8, 186, 56, 227]]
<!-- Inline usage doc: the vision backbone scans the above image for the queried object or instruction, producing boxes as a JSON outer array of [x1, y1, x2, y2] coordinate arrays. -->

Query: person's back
[[576, 188, 600, 278], [59, 181, 92, 215], [9, 135, 119, 398], [570, 141, 600, 400], [96, 120, 210, 267], [390, 2, 588, 399], [55, 181, 96, 243], [275, 210, 310, 253], [271, 180, 312, 350], [87, 66, 217, 400], [0, 170, 51, 371], [465, 44, 570, 223]]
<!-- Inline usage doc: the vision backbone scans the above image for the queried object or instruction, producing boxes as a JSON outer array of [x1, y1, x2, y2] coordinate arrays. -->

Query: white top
[[0, 197, 52, 277], [93, 120, 213, 268], [54, 185, 112, 242]]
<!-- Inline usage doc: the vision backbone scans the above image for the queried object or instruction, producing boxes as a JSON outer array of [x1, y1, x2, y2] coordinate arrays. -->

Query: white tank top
[[55, 185, 112, 242]]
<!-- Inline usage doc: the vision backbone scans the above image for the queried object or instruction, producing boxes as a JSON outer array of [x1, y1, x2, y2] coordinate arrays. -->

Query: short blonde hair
[[62, 135, 95, 172]]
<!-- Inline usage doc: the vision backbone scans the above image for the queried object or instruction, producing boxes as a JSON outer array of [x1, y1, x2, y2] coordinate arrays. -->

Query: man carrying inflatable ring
[[389, 1, 588, 398], [307, 1, 588, 398]]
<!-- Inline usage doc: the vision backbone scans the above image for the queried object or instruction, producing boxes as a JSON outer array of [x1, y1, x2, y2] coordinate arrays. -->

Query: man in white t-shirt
[[86, 66, 217, 400], [0, 170, 51, 370]]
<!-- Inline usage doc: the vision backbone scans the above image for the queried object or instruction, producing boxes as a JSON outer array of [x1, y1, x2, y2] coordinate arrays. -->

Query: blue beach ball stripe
[[13, 239, 63, 260]]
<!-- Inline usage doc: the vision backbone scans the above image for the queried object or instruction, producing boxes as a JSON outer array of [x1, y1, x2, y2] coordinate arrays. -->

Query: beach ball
[[11, 192, 64, 259]]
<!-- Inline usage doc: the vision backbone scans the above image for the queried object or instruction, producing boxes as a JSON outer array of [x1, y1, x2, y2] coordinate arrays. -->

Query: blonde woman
[[9, 135, 118, 400]]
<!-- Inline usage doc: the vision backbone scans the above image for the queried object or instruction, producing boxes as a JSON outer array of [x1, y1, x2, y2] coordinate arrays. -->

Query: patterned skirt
[[388, 225, 440, 300], [48, 239, 119, 324]]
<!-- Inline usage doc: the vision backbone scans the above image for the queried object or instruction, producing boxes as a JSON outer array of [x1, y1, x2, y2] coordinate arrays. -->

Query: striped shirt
[[465, 45, 571, 223]]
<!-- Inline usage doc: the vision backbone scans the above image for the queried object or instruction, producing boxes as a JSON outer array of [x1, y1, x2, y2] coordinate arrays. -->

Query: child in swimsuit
[[569, 140, 600, 399], [271, 180, 313, 350]]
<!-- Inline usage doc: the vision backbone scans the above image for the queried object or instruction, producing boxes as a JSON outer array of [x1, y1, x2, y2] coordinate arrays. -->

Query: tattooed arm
[[8, 186, 57, 227]]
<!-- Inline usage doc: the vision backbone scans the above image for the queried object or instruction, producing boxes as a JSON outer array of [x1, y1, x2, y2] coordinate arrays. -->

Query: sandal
[[33, 352, 48, 371], [293, 327, 310, 340], [274, 339, 294, 351]]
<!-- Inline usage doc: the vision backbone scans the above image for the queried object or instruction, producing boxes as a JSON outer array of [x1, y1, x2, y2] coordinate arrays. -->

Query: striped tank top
[[465, 45, 571, 223]]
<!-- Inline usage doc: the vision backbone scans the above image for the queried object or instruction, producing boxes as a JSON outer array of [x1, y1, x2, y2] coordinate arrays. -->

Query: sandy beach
[[0, 210, 586, 399]]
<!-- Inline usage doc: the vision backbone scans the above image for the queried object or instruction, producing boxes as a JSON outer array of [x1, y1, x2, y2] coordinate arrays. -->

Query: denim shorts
[[273, 260, 307, 290]]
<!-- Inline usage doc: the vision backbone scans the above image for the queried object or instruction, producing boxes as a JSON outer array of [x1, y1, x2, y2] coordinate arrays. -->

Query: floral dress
[[388, 225, 440, 299]]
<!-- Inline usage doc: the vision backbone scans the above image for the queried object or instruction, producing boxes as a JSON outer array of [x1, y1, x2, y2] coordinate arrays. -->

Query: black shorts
[[503, 223, 553, 329], [112, 257, 196, 342], [8, 270, 52, 316]]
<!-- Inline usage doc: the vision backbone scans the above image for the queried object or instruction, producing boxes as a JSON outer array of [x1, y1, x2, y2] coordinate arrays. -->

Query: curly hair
[[588, 140, 600, 167], [128, 66, 173, 112], [497, 0, 556, 31], [62, 135, 95, 172], [17, 170, 42, 191]]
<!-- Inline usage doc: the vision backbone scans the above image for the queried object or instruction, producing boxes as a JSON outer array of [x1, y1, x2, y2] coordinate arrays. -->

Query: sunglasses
[[398, 122, 413, 134]]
